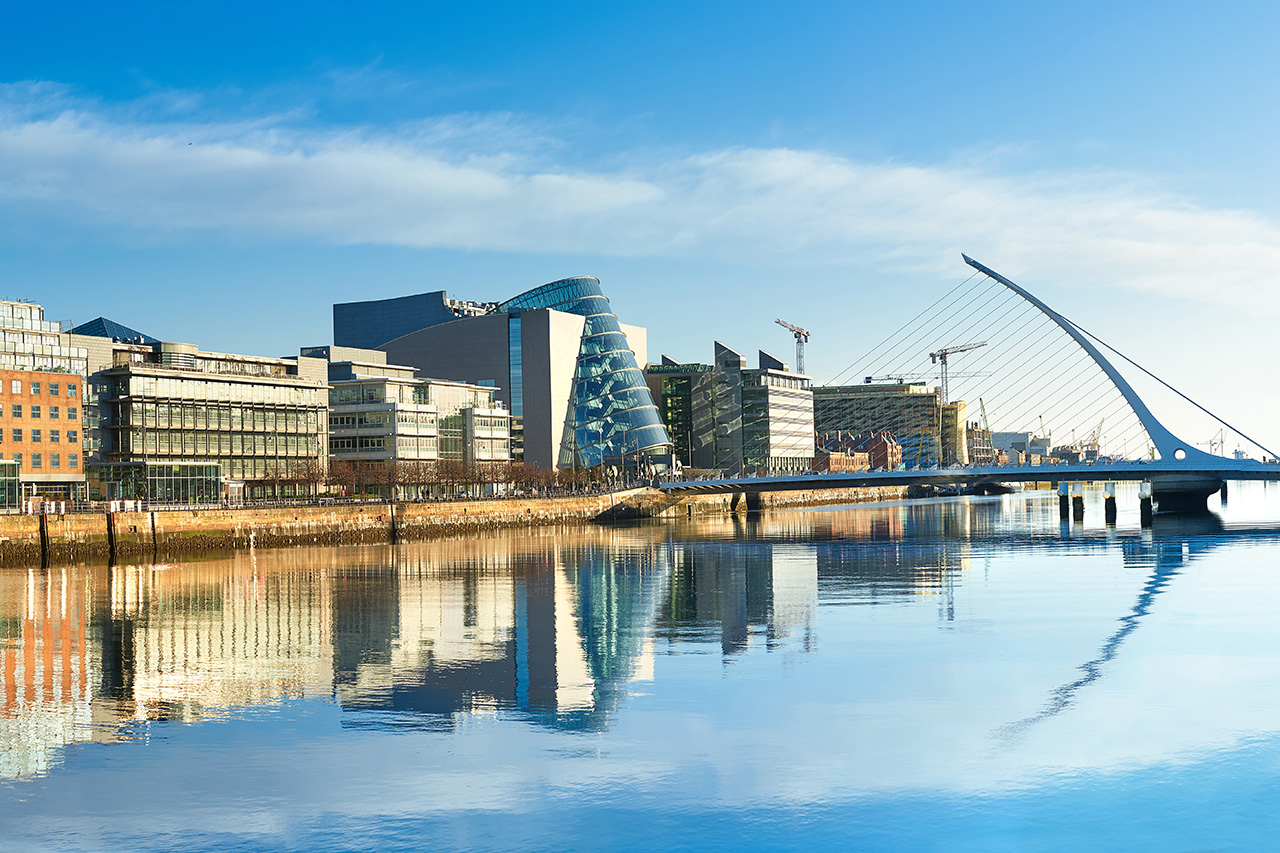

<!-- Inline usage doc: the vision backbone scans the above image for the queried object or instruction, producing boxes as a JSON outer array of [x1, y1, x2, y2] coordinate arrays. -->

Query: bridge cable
[[1067, 320, 1280, 460]]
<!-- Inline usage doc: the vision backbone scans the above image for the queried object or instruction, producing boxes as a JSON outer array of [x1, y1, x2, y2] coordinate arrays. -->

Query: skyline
[[5, 1, 1279, 452]]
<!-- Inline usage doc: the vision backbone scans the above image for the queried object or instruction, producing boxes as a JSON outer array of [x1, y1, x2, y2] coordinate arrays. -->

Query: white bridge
[[661, 256, 1280, 512]]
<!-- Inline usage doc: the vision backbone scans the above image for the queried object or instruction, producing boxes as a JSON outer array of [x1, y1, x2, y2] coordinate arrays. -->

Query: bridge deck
[[659, 460, 1280, 495]]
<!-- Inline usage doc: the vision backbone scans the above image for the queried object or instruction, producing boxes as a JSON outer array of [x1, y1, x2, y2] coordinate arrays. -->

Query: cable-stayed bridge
[[661, 256, 1280, 512]]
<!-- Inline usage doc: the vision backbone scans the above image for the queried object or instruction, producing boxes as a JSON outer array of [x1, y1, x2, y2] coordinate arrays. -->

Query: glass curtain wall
[[497, 278, 670, 467]]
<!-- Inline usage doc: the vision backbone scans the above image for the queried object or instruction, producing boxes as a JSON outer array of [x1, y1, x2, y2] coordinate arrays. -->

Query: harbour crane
[[928, 341, 987, 403], [775, 318, 810, 374]]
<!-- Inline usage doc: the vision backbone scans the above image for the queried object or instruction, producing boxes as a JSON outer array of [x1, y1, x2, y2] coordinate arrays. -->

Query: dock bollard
[[1103, 482, 1117, 524], [1139, 482, 1153, 527], [1071, 482, 1085, 522], [1058, 482, 1070, 520]]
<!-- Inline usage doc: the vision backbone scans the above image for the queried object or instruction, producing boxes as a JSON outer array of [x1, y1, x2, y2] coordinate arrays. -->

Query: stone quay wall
[[0, 484, 909, 566]]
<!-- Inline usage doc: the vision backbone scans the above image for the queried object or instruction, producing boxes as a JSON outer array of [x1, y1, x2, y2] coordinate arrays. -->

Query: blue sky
[[4, 1, 1279, 451]]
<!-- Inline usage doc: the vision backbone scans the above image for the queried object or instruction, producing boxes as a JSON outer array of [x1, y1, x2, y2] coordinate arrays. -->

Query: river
[[3, 483, 1280, 851]]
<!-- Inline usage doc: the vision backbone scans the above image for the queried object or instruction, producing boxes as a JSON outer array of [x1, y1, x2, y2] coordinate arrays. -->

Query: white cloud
[[3, 84, 1280, 309]]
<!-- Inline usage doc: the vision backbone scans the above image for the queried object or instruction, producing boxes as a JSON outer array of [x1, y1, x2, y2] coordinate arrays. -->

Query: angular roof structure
[[70, 317, 158, 345]]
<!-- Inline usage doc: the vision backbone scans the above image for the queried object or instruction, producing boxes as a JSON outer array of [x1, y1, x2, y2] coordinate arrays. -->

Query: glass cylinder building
[[498, 278, 671, 467]]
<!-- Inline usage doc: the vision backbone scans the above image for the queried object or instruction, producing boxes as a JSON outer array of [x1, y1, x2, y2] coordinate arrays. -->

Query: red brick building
[[0, 369, 86, 496]]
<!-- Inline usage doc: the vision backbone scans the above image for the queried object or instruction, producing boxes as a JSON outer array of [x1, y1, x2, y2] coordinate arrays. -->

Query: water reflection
[[5, 495, 1280, 789]]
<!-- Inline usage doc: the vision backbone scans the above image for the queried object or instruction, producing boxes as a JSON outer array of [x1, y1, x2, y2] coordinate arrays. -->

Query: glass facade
[[0, 460, 17, 509], [86, 462, 220, 504], [498, 278, 670, 467]]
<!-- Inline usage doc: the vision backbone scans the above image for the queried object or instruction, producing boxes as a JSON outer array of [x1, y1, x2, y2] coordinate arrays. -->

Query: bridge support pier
[[730, 492, 742, 513], [1150, 474, 1225, 514], [1104, 483, 1117, 525], [744, 492, 763, 515], [1058, 483, 1069, 521]]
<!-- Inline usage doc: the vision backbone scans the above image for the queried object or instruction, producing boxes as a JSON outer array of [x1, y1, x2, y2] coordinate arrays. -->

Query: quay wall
[[0, 484, 909, 566]]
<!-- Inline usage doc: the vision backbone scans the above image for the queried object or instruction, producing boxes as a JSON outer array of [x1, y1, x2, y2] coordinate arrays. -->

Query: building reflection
[[0, 528, 682, 779]]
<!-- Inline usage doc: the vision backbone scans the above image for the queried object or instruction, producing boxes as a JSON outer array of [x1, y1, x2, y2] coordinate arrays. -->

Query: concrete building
[[322, 351, 510, 470], [646, 343, 814, 476], [345, 277, 669, 471]]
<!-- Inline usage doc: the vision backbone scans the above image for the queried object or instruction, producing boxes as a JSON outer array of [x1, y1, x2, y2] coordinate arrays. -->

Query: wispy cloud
[[3, 83, 1279, 308]]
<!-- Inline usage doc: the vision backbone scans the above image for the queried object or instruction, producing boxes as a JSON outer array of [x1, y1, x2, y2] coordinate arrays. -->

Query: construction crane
[[979, 397, 992, 434], [775, 318, 810, 374], [928, 341, 987, 403]]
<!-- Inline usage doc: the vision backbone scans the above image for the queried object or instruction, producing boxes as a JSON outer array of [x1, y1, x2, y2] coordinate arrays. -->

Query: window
[[51, 430, 60, 443], [31, 429, 40, 443], [68, 407, 77, 421], [49, 382, 59, 396], [67, 430, 77, 443], [30, 382, 40, 395], [30, 406, 40, 419], [49, 406, 59, 420], [69, 453, 78, 470], [31, 453, 40, 469], [13, 453, 21, 469], [9, 380, 18, 394], [68, 384, 78, 398], [50, 453, 59, 470], [11, 405, 19, 418], [12, 429, 21, 442]]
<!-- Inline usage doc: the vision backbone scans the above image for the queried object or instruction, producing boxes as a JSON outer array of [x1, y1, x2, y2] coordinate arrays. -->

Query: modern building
[[646, 343, 814, 476], [966, 422, 995, 467], [351, 277, 670, 470], [71, 332, 329, 500], [332, 292, 492, 351], [323, 351, 510, 470], [815, 382, 951, 468]]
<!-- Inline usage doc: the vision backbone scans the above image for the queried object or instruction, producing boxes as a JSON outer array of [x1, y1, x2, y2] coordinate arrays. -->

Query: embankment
[[0, 484, 908, 566]]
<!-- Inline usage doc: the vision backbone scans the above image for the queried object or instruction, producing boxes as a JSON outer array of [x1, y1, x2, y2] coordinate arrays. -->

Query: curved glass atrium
[[499, 277, 671, 467]]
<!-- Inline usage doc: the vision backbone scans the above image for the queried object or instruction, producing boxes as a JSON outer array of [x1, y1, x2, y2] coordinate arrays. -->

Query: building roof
[[70, 317, 158, 344]]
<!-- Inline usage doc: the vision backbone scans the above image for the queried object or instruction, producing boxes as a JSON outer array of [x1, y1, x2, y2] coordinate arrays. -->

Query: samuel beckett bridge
[[661, 255, 1280, 513]]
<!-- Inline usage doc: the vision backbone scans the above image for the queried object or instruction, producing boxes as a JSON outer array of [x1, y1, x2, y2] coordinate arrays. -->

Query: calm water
[[4, 484, 1280, 851]]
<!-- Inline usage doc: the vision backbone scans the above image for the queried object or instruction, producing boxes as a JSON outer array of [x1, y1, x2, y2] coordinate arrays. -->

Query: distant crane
[[928, 341, 987, 403], [775, 318, 810, 374]]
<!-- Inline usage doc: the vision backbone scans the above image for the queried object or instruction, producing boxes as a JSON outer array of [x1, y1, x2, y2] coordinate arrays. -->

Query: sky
[[3, 0, 1279, 453]]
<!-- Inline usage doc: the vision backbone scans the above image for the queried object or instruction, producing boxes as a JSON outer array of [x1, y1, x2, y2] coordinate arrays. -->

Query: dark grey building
[[333, 292, 492, 350]]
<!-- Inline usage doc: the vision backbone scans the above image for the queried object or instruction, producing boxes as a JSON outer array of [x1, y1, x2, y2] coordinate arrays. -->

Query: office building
[[323, 351, 510, 469], [0, 300, 91, 498], [352, 277, 670, 470], [646, 343, 814, 476], [70, 328, 329, 500], [814, 382, 946, 468]]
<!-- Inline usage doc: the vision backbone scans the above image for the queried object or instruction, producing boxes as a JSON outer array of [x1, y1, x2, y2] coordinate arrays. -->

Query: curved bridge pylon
[[661, 256, 1280, 513]]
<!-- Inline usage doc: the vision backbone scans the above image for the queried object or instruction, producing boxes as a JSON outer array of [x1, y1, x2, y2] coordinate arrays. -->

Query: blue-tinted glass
[[508, 315, 523, 418]]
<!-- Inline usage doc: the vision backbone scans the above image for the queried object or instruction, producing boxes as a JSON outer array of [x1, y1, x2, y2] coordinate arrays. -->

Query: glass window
[[51, 430, 60, 443], [69, 453, 78, 470], [31, 429, 40, 443], [30, 382, 40, 395], [68, 383, 77, 398], [67, 430, 77, 443], [11, 428, 20, 442], [30, 405, 40, 419], [50, 453, 59, 470], [9, 380, 17, 394], [49, 382, 59, 396], [10, 405, 18, 418], [12, 453, 21, 469], [50, 406, 59, 420], [68, 406, 77, 421], [31, 453, 40, 469]]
